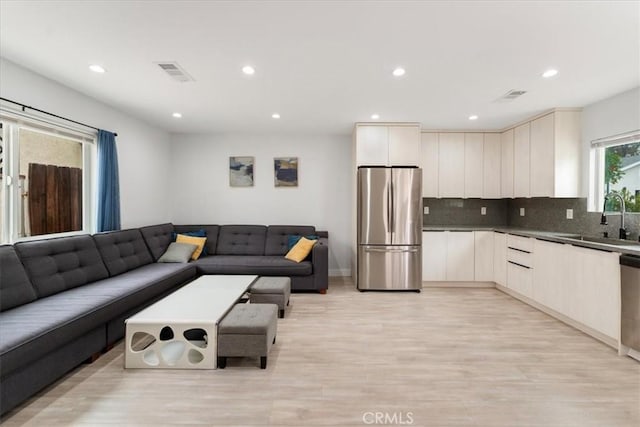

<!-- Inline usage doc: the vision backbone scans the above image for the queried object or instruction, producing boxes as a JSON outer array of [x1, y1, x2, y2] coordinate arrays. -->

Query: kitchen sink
[[557, 234, 640, 247]]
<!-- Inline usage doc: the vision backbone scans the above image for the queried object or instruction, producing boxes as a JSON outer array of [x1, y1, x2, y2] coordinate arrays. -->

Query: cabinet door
[[532, 239, 568, 313], [474, 231, 494, 281], [514, 123, 530, 198], [422, 231, 447, 281], [421, 133, 439, 197], [464, 133, 484, 198], [500, 129, 514, 198], [530, 114, 555, 197], [574, 247, 621, 339], [507, 262, 533, 298], [446, 231, 475, 281], [493, 232, 507, 286], [438, 133, 465, 197], [389, 126, 420, 166], [483, 134, 501, 198], [356, 126, 388, 166]]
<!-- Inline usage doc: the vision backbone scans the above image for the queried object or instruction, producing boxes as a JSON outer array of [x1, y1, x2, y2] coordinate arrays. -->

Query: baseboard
[[329, 268, 351, 277], [422, 281, 496, 288], [495, 284, 619, 350]]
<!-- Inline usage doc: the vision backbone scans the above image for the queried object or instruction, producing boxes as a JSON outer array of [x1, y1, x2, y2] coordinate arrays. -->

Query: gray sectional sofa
[[0, 223, 328, 416]]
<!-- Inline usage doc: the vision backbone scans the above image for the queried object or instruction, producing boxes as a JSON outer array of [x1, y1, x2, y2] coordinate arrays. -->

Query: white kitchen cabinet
[[513, 123, 530, 198], [483, 133, 501, 198], [446, 231, 475, 281], [506, 234, 533, 298], [532, 239, 570, 313], [507, 262, 533, 298], [500, 129, 514, 198], [474, 231, 494, 281], [493, 232, 507, 286], [572, 246, 621, 340], [438, 133, 465, 197], [421, 133, 439, 197], [354, 124, 420, 166], [422, 231, 447, 281], [389, 126, 421, 166], [529, 111, 582, 197], [464, 133, 484, 198]]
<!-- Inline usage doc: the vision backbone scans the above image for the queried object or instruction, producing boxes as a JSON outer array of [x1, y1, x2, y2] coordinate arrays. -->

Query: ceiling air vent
[[155, 62, 194, 82], [494, 89, 527, 103]]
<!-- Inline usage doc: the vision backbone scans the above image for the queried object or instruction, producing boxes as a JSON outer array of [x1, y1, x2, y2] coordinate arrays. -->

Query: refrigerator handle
[[390, 179, 394, 240]]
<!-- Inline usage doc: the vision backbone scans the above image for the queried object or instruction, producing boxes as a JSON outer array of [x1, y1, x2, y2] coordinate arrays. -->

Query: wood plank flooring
[[2, 278, 639, 426]]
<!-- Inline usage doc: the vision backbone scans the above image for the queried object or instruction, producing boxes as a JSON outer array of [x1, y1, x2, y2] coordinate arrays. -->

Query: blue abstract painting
[[274, 157, 298, 187], [229, 156, 254, 187]]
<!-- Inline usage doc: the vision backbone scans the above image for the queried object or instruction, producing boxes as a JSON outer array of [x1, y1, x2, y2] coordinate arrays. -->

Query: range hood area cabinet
[[354, 123, 421, 167], [420, 109, 582, 199]]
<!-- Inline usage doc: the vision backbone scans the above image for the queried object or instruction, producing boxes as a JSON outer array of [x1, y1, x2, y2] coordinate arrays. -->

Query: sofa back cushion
[[265, 225, 316, 255], [140, 223, 174, 261], [0, 245, 38, 311], [93, 229, 153, 276], [14, 235, 109, 298], [216, 225, 267, 255], [174, 225, 220, 255]]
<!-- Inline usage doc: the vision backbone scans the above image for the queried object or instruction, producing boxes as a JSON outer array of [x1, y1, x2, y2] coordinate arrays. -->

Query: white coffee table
[[124, 275, 258, 369]]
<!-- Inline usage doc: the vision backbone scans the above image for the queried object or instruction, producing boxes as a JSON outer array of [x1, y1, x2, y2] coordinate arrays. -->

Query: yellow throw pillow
[[176, 234, 207, 260], [285, 236, 317, 263]]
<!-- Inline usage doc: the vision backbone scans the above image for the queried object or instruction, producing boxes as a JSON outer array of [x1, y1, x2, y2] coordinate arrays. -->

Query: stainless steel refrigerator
[[357, 166, 422, 291]]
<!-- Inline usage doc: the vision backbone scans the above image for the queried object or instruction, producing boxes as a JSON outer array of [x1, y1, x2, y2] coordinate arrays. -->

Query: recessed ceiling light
[[542, 69, 558, 78], [89, 64, 106, 73], [172, 112, 182, 118], [371, 114, 380, 120], [272, 113, 280, 119], [392, 67, 406, 77], [242, 66, 255, 75], [469, 115, 478, 120]]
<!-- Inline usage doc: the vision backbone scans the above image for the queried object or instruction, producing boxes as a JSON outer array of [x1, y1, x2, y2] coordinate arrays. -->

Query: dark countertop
[[423, 226, 640, 257]]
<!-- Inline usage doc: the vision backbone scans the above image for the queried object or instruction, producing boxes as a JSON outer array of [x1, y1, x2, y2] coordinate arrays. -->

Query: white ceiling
[[1, 1, 638, 135]]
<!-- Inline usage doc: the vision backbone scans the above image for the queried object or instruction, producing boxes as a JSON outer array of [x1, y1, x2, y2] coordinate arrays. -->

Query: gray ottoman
[[250, 276, 291, 318], [217, 303, 278, 369]]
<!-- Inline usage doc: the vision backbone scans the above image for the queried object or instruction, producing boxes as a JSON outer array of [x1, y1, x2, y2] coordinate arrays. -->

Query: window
[[590, 130, 640, 213], [0, 109, 95, 244]]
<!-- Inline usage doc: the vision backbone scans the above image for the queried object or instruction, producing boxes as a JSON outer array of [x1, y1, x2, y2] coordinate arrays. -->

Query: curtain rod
[[0, 97, 118, 136]]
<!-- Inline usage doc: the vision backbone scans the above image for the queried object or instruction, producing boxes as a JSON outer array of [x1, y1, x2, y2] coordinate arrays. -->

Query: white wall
[[169, 133, 352, 276], [582, 86, 640, 206], [0, 58, 171, 228]]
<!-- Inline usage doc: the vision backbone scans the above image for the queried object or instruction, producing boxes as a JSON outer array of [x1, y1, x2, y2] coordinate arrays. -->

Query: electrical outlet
[[481, 207, 487, 215], [424, 206, 429, 215], [520, 207, 525, 217], [566, 209, 573, 219]]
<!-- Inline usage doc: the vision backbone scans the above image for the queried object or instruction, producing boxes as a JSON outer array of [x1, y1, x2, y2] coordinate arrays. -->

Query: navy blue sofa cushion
[[216, 225, 267, 256], [14, 235, 109, 298], [93, 229, 153, 276], [0, 245, 38, 312]]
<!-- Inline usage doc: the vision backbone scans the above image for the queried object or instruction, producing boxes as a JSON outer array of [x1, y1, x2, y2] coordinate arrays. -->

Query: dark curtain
[[97, 130, 121, 232]]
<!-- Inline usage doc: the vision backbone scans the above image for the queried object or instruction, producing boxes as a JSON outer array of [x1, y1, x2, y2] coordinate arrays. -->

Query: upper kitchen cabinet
[[421, 132, 439, 197], [483, 133, 501, 198], [500, 129, 514, 198], [529, 111, 582, 197], [354, 124, 421, 167], [513, 123, 531, 198], [438, 133, 465, 197], [464, 133, 484, 198]]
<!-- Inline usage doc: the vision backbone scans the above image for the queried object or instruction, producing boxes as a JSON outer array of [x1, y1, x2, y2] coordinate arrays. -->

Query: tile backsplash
[[424, 197, 640, 241]]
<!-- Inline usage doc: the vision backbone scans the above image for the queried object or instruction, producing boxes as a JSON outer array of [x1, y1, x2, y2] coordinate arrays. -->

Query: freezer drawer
[[358, 245, 422, 290]]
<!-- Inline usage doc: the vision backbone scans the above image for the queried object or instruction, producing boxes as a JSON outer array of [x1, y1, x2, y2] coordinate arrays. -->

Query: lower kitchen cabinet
[[507, 261, 533, 298], [446, 232, 475, 281], [493, 232, 507, 286], [474, 231, 494, 281], [422, 232, 447, 281], [533, 239, 570, 314], [422, 231, 481, 282]]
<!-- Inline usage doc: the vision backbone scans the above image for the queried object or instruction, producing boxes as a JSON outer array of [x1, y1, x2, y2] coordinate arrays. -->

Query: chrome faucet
[[601, 191, 628, 240]]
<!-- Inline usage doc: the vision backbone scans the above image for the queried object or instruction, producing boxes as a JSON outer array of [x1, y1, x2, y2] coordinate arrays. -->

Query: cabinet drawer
[[507, 261, 533, 298], [507, 234, 533, 252], [507, 247, 532, 268]]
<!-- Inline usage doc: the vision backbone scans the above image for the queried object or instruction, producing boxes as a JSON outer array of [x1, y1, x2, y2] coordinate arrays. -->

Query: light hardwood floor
[[2, 278, 639, 426]]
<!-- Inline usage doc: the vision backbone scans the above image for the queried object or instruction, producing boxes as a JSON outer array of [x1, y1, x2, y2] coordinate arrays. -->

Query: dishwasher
[[620, 254, 640, 361]]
